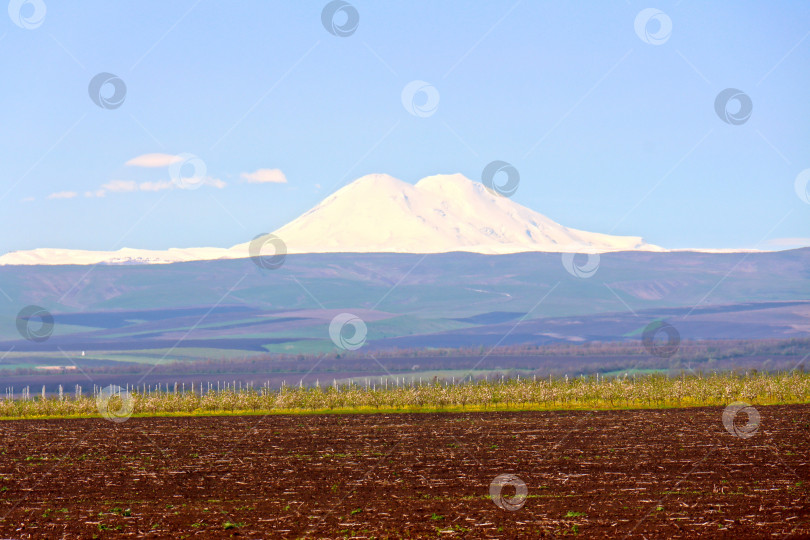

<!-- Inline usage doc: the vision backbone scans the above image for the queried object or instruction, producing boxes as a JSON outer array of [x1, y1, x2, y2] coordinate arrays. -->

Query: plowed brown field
[[0, 406, 808, 538]]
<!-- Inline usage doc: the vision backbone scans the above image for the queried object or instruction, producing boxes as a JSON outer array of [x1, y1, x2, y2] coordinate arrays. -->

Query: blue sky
[[1, 0, 808, 253]]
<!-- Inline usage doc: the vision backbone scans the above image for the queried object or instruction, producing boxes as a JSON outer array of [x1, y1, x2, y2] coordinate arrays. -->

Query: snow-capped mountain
[[0, 247, 234, 266], [239, 173, 660, 254], [0, 173, 663, 266]]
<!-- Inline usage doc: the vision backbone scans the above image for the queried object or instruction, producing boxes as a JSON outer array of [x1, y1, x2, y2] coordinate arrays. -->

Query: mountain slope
[[1, 173, 661, 266], [1, 249, 809, 357]]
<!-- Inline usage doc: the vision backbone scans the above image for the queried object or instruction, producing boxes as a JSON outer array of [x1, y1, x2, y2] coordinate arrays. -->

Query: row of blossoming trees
[[1, 371, 809, 418]]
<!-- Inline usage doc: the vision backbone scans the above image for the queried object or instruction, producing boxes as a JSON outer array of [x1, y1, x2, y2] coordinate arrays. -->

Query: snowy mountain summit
[[0, 173, 662, 265], [261, 173, 659, 254]]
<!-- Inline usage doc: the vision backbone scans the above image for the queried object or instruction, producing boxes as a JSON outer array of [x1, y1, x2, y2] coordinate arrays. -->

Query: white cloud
[[241, 168, 287, 184], [48, 191, 77, 200], [125, 153, 183, 168], [21, 196, 35, 202], [84, 155, 230, 197], [163, 177, 226, 190], [139, 180, 174, 192], [102, 180, 138, 192], [205, 177, 227, 189], [87, 177, 226, 197]]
